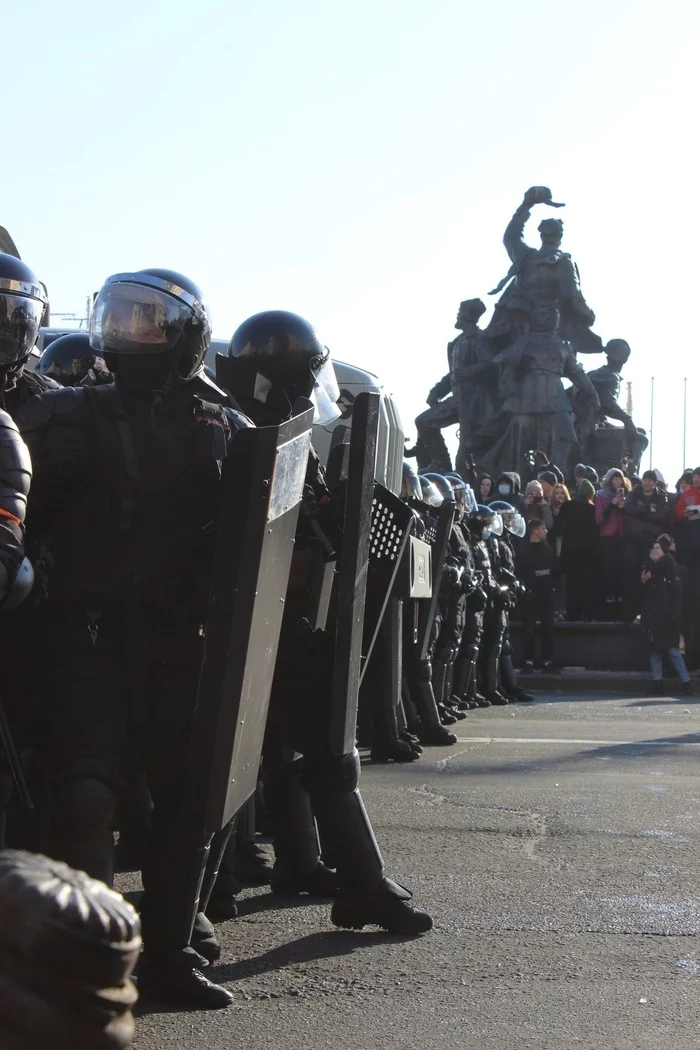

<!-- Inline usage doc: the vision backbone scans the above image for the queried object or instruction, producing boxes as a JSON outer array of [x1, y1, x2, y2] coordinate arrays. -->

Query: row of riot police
[[0, 252, 433, 1017], [358, 465, 534, 763]]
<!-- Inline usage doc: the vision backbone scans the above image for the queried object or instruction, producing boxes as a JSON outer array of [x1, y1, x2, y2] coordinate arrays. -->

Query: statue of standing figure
[[482, 303, 600, 477], [485, 186, 602, 357], [414, 297, 494, 474], [412, 186, 648, 480]]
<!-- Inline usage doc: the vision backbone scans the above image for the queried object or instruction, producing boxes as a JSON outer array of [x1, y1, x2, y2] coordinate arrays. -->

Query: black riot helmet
[[486, 500, 526, 538], [444, 472, 478, 522], [89, 268, 211, 391], [38, 332, 111, 387], [424, 473, 455, 504], [218, 310, 340, 425], [467, 503, 504, 540], [401, 460, 421, 502], [418, 475, 443, 507], [0, 253, 48, 373]]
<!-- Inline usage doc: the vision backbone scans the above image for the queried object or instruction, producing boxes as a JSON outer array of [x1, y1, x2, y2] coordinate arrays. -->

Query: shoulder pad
[[22, 370, 61, 395], [15, 386, 88, 431]]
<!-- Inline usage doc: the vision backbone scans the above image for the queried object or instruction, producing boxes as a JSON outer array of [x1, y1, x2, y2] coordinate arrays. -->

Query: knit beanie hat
[[577, 479, 595, 500]]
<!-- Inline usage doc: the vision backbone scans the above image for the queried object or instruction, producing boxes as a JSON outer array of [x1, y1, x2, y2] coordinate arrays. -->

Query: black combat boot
[[139, 949, 234, 1009], [371, 738, 421, 762], [410, 681, 457, 745], [500, 651, 535, 702], [399, 730, 423, 754], [270, 860, 340, 897], [190, 911, 221, 962], [305, 750, 434, 935], [331, 878, 433, 935], [140, 845, 233, 1009]]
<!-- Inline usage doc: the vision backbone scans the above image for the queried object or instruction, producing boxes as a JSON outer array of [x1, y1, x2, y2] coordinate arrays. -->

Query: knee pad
[[55, 778, 117, 837], [303, 749, 360, 794]]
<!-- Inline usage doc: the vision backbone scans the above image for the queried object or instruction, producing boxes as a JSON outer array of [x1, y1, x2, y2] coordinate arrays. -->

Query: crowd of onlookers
[[475, 458, 700, 685]]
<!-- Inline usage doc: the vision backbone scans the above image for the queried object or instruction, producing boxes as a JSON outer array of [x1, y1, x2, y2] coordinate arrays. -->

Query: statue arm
[[599, 395, 637, 433], [427, 374, 452, 404], [564, 355, 600, 408], [560, 259, 596, 326], [503, 201, 533, 267]]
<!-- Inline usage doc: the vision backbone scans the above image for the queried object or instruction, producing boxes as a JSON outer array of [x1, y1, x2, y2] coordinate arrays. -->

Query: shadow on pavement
[[209, 928, 409, 983], [426, 729, 700, 778]]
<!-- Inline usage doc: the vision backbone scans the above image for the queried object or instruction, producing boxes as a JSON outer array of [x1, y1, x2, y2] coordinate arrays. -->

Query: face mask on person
[[498, 484, 510, 495]]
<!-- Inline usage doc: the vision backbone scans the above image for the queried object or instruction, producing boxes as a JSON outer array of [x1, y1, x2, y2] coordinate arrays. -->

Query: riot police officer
[[17, 268, 254, 1009], [454, 505, 503, 705], [216, 310, 433, 934], [488, 502, 535, 703], [0, 252, 58, 415], [37, 331, 112, 387], [400, 469, 458, 744], [474, 504, 511, 704], [423, 473, 474, 722]]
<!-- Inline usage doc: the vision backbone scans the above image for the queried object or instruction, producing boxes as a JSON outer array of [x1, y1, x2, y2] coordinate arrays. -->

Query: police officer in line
[[488, 502, 535, 703], [0, 254, 56, 850], [37, 331, 113, 387], [215, 310, 434, 935], [455, 504, 502, 703], [400, 471, 458, 744], [0, 253, 59, 414], [17, 268, 254, 1009], [474, 504, 513, 704]]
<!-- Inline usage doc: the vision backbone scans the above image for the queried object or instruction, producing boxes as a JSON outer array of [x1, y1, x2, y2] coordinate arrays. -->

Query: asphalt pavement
[[129, 690, 700, 1050]]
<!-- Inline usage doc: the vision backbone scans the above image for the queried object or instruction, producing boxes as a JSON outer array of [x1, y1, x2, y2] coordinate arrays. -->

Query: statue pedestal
[[510, 619, 647, 670]]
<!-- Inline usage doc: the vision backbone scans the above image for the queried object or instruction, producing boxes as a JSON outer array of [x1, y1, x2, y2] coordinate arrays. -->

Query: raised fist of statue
[[522, 186, 565, 209]]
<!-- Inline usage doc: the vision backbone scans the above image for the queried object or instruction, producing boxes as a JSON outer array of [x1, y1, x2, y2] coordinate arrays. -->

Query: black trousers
[[38, 601, 213, 966], [564, 557, 595, 620], [599, 536, 625, 604], [521, 593, 555, 663]]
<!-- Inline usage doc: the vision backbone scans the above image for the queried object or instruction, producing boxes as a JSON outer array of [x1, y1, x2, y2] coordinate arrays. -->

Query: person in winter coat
[[674, 466, 700, 525], [622, 470, 669, 620], [594, 468, 627, 610], [673, 467, 700, 667], [489, 472, 525, 513], [477, 473, 494, 502], [523, 480, 554, 530], [517, 518, 558, 672], [558, 479, 598, 620], [640, 543, 692, 695]]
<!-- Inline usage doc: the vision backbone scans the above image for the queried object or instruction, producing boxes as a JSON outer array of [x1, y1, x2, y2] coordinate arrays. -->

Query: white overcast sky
[[3, 0, 698, 479]]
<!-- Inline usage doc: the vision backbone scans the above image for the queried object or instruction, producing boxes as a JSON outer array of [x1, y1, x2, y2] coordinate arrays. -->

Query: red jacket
[[674, 488, 700, 521]]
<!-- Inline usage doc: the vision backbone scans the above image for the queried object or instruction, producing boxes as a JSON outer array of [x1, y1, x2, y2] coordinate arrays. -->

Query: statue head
[[530, 303, 560, 333], [605, 339, 631, 371], [538, 217, 563, 249], [455, 298, 486, 330]]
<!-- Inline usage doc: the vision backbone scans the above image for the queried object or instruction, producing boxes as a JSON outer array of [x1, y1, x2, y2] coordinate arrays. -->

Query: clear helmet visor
[[447, 477, 477, 515], [0, 293, 44, 366], [463, 484, 478, 516], [401, 472, 422, 501], [510, 512, 527, 539], [89, 282, 192, 355], [419, 476, 443, 507], [484, 512, 504, 539], [310, 355, 341, 425]]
